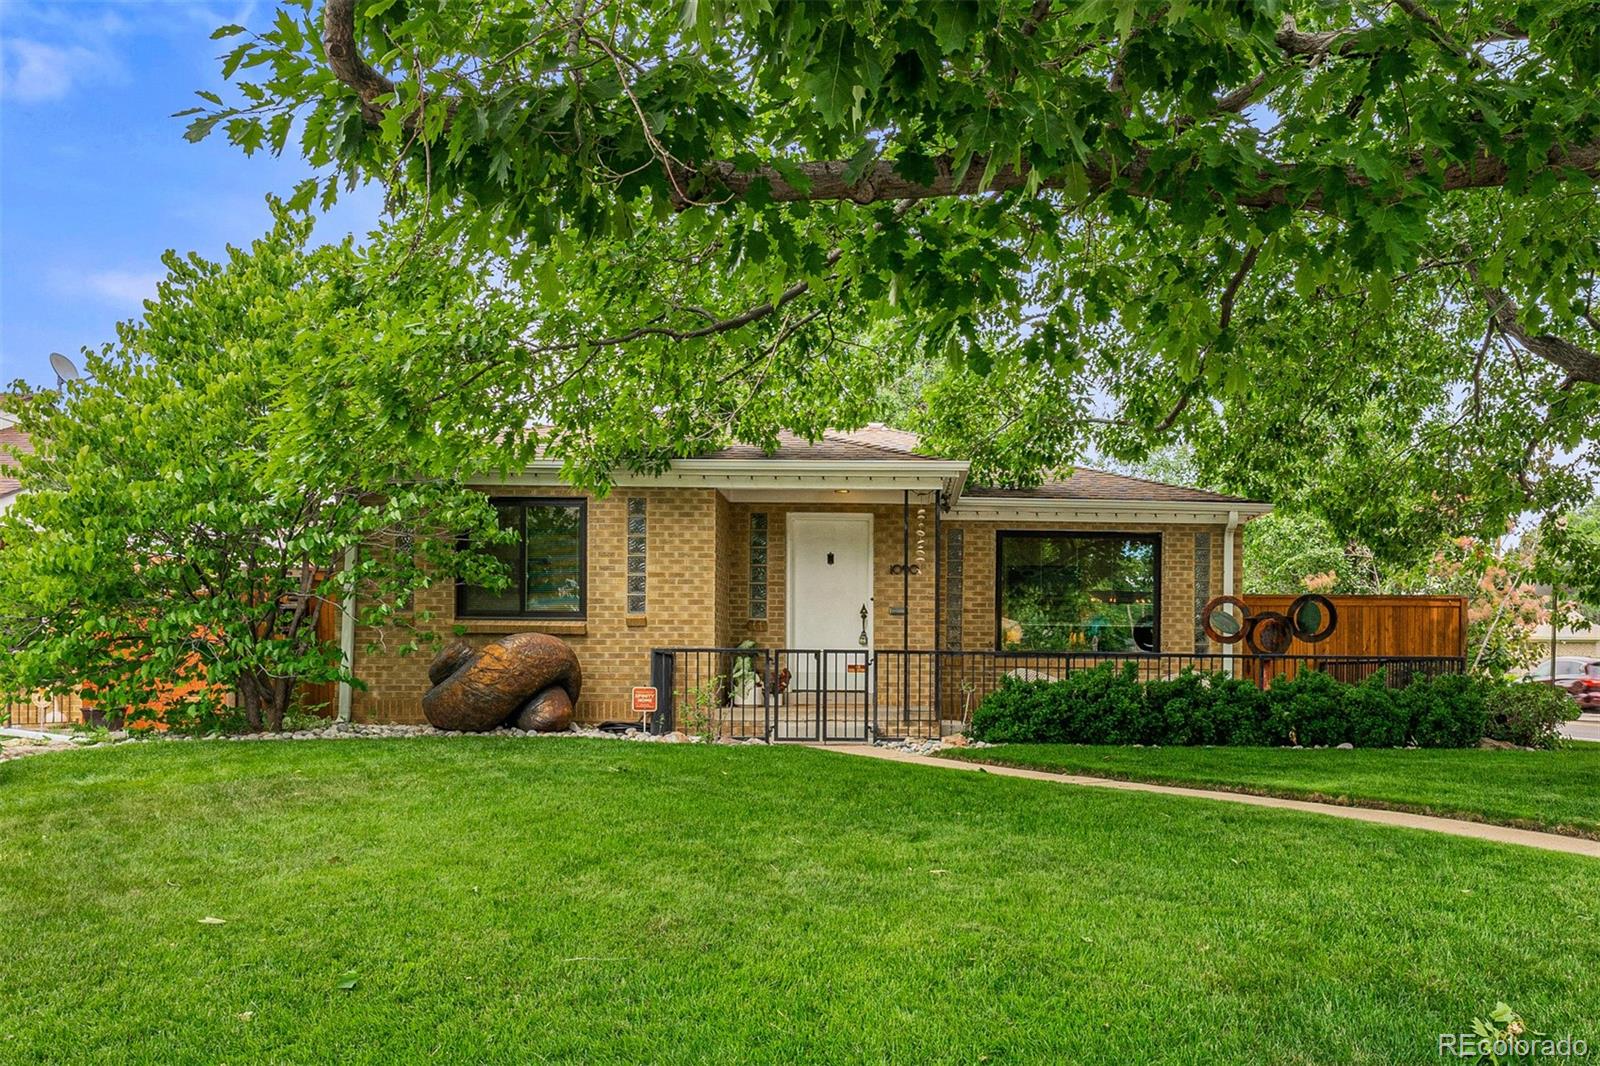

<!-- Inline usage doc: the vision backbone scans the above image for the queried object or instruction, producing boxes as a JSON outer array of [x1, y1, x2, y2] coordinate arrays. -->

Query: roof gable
[[696, 425, 935, 462]]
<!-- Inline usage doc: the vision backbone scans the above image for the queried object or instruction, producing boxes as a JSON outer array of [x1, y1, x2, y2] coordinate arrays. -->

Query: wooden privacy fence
[[1240, 594, 1468, 659]]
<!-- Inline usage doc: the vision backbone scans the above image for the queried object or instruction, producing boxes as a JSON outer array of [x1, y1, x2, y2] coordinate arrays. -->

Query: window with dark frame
[[457, 498, 587, 619], [995, 532, 1158, 653], [626, 497, 647, 615], [748, 513, 768, 619]]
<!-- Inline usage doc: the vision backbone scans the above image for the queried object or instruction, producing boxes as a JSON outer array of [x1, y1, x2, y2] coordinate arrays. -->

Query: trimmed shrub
[[1407, 674, 1487, 748], [1344, 675, 1409, 748], [1213, 677, 1282, 746], [970, 662, 1144, 745], [1141, 670, 1213, 745], [1268, 670, 1348, 747], [1058, 661, 1145, 744], [969, 665, 1503, 749], [1483, 682, 1578, 750], [969, 677, 1069, 744]]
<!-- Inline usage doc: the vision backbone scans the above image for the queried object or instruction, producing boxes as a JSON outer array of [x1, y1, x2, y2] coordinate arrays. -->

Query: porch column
[[933, 490, 942, 732], [902, 489, 911, 724]]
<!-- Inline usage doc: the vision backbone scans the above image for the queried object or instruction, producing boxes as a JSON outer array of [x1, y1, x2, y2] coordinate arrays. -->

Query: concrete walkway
[[820, 744, 1600, 859]]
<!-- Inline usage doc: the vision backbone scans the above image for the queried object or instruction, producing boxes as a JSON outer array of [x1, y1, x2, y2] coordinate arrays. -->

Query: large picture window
[[996, 532, 1158, 653], [458, 498, 586, 619]]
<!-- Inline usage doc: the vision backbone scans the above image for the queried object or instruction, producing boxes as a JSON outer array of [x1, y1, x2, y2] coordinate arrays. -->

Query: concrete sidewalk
[[819, 744, 1600, 859]]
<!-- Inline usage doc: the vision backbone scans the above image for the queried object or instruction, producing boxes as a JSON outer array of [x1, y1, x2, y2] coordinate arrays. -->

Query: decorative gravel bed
[[873, 736, 992, 756], [1, 721, 773, 760], [5, 723, 1001, 761]]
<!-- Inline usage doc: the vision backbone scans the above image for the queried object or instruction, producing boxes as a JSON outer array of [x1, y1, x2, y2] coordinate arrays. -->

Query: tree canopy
[[189, 0, 1598, 546], [0, 213, 516, 730]]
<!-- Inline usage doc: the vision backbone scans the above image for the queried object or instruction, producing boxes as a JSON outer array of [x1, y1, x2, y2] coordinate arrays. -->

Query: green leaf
[[931, 1, 977, 55], [804, 29, 858, 128], [210, 24, 246, 39]]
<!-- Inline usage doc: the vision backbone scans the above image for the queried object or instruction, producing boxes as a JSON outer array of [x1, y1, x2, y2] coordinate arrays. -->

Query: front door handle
[[858, 603, 869, 646]]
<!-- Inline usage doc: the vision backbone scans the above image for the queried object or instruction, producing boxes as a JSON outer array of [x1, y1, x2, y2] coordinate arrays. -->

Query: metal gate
[[769, 649, 871, 742], [650, 648, 879, 742]]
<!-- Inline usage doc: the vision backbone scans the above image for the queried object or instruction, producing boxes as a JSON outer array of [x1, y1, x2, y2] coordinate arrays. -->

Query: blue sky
[[0, 0, 382, 388]]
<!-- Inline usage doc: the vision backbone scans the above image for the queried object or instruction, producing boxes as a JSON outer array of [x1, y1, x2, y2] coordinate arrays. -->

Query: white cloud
[[0, 38, 110, 103], [68, 269, 164, 307]]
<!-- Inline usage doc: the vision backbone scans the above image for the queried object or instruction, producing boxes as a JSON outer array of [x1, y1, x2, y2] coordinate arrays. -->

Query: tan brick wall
[[712, 492, 735, 648], [351, 486, 1255, 723], [351, 487, 721, 724]]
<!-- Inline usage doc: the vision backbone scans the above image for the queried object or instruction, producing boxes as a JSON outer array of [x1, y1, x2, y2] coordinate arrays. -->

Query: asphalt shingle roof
[[696, 424, 1259, 504], [961, 469, 1258, 505], [696, 426, 937, 461]]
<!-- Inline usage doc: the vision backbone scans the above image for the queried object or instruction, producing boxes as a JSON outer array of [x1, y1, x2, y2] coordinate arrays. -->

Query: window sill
[[625, 615, 647, 628], [457, 619, 588, 636]]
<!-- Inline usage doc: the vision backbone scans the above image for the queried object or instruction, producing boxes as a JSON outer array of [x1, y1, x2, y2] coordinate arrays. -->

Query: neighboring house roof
[[0, 423, 30, 506]]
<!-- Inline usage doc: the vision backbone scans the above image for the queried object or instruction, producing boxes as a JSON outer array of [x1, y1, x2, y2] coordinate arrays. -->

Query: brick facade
[[351, 486, 725, 724], [351, 488, 1247, 724]]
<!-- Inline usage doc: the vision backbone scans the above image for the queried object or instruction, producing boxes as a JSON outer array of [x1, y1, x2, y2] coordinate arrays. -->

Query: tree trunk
[[238, 673, 264, 733], [266, 676, 292, 733]]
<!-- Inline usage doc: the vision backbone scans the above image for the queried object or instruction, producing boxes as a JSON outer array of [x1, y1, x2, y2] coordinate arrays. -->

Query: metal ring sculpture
[[1202, 594, 1336, 656]]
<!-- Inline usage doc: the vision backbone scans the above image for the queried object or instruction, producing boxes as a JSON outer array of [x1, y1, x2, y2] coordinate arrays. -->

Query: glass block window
[[748, 513, 768, 619], [944, 528, 964, 648], [626, 497, 647, 615]]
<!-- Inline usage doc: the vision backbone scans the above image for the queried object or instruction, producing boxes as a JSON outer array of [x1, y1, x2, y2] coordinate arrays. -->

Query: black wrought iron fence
[[648, 648, 1466, 742]]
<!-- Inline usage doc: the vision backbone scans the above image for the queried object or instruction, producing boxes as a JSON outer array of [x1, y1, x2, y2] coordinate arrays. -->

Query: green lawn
[[941, 742, 1600, 838], [3, 741, 1598, 1064]]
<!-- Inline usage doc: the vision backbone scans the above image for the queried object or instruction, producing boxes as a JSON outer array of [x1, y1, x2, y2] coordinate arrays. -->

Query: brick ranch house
[[347, 426, 1272, 738]]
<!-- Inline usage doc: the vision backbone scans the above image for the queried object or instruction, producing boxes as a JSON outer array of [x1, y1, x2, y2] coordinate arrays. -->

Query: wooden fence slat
[[1240, 594, 1468, 660]]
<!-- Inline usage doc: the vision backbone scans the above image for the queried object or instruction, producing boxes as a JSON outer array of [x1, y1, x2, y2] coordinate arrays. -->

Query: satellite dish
[[49, 352, 81, 387]]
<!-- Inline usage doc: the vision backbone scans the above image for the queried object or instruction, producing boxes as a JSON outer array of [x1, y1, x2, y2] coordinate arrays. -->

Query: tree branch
[[1467, 263, 1600, 385], [322, 0, 396, 124], [319, 1, 1586, 215]]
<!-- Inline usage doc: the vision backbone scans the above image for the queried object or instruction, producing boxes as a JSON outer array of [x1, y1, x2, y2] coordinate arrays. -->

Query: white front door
[[787, 513, 873, 690]]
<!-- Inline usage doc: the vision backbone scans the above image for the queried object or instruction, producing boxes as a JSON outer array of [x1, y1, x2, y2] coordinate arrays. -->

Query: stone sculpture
[[421, 632, 582, 732]]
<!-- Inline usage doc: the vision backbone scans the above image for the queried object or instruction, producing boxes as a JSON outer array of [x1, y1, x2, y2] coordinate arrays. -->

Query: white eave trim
[[949, 496, 1272, 524], [483, 458, 970, 493]]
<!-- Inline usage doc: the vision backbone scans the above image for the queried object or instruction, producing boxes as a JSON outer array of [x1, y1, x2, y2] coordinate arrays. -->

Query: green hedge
[[969, 664, 1575, 749]]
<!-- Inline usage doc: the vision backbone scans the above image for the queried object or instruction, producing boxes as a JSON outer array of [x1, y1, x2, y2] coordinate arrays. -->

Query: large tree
[[0, 213, 515, 731], [190, 0, 1598, 529]]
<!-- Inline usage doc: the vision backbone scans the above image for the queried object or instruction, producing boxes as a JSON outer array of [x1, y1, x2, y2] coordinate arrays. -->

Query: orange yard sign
[[631, 686, 658, 713]]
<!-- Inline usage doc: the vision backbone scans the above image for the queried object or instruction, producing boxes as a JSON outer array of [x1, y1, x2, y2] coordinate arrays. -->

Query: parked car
[[1522, 658, 1600, 713]]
